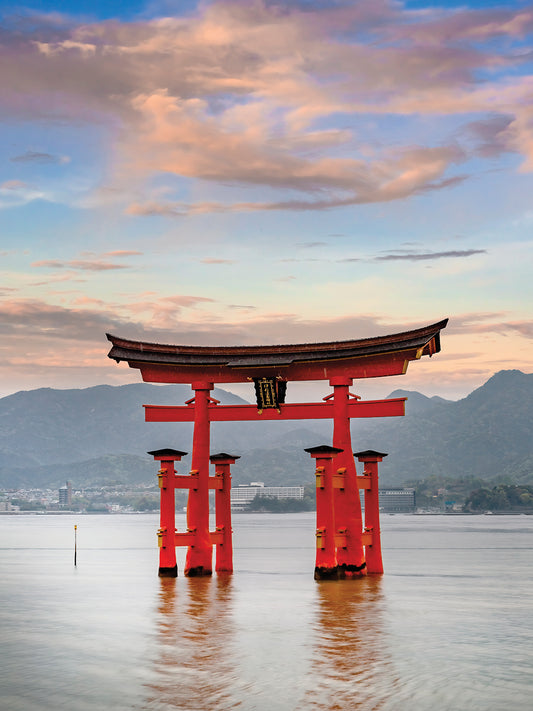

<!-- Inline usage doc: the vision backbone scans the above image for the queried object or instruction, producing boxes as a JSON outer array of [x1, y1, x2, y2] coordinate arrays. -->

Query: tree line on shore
[[463, 484, 533, 512], [247, 484, 533, 513]]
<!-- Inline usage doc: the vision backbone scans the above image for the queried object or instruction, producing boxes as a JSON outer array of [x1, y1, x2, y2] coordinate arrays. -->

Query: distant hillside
[[349, 370, 533, 484], [0, 383, 326, 488], [0, 382, 251, 464], [0, 370, 531, 488]]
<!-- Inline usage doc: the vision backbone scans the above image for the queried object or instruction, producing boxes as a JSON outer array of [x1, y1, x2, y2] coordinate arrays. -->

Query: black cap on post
[[210, 452, 241, 463], [354, 450, 388, 461], [147, 448, 188, 460], [304, 445, 344, 456]]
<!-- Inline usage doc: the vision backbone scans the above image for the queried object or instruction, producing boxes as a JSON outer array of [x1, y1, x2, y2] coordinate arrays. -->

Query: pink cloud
[[102, 250, 143, 257], [123, 294, 218, 330], [1, 295, 531, 399], [1, 180, 28, 190], [444, 313, 533, 340], [390, 7, 533, 44], [1, 1, 533, 210], [0, 298, 124, 340], [72, 296, 108, 307], [31, 259, 132, 271], [30, 272, 88, 286], [125, 140, 466, 214], [201, 258, 236, 264]]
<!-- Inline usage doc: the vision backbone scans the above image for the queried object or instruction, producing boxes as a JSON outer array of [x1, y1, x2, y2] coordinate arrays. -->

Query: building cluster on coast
[[233, 482, 417, 513], [0, 480, 160, 514], [1, 480, 418, 514]]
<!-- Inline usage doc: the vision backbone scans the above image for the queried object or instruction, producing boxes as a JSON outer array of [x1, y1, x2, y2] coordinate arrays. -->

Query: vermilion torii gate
[[107, 318, 447, 579]]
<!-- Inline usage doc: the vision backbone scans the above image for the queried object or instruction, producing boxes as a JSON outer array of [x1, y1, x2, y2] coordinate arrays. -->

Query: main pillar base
[[314, 566, 339, 580], [158, 565, 178, 578], [338, 562, 367, 579], [184, 566, 213, 577]]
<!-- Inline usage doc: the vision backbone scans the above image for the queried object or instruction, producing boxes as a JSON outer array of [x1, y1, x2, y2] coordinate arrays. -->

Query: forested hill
[[350, 369, 533, 486], [0, 370, 531, 488]]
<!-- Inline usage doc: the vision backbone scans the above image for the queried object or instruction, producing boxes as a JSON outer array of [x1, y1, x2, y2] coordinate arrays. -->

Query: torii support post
[[148, 448, 188, 578], [305, 445, 343, 580], [185, 381, 214, 577], [329, 377, 366, 577], [355, 450, 387, 575], [210, 452, 238, 573]]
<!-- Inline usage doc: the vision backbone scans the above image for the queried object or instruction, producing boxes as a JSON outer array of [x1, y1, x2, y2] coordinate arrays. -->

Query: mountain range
[[0, 370, 531, 489]]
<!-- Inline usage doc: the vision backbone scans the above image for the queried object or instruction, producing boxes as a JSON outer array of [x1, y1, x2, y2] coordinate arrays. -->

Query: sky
[[1, 0, 532, 403]]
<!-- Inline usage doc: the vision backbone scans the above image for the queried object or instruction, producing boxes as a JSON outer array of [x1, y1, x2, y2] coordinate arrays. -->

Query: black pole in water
[[74, 524, 77, 567]]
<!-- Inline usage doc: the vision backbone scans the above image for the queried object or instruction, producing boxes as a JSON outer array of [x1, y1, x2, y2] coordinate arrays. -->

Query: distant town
[[1, 480, 169, 514], [1, 479, 418, 514], [2, 479, 531, 515]]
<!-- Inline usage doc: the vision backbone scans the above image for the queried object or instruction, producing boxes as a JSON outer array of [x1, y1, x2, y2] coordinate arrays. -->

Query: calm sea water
[[1, 512, 532, 711]]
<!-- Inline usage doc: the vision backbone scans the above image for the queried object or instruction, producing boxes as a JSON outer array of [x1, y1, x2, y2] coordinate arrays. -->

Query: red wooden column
[[355, 450, 387, 575], [329, 377, 366, 577], [148, 448, 187, 577], [185, 381, 214, 576], [210, 452, 238, 573], [305, 445, 343, 580]]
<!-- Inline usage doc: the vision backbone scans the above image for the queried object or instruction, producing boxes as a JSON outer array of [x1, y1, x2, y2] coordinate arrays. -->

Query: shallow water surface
[[1, 513, 532, 710]]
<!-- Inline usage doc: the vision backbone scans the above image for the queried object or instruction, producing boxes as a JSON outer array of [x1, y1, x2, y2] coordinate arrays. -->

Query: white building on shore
[[231, 482, 304, 510]]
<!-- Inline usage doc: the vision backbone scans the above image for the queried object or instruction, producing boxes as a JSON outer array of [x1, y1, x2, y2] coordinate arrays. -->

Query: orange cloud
[[0, 294, 531, 399], [1, 0, 533, 211], [102, 250, 143, 257], [31, 259, 132, 271], [201, 258, 236, 264]]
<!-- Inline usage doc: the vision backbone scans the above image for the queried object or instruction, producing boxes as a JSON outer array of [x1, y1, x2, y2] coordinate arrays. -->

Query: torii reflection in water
[[144, 575, 241, 711], [298, 577, 401, 711]]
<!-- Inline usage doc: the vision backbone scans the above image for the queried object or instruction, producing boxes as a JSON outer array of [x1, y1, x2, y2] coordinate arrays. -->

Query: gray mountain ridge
[[1, 370, 531, 488]]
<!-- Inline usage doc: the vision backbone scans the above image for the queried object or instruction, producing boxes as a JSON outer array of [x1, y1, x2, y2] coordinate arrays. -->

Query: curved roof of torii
[[106, 318, 448, 384]]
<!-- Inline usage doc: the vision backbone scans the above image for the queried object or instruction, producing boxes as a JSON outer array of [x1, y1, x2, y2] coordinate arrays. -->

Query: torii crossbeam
[[107, 318, 447, 578]]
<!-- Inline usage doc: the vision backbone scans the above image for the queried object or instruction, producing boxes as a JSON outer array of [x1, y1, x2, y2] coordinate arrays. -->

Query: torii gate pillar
[[305, 445, 343, 580], [330, 377, 366, 576], [148, 448, 187, 578], [185, 381, 214, 577], [355, 450, 387, 575], [210, 452, 237, 573]]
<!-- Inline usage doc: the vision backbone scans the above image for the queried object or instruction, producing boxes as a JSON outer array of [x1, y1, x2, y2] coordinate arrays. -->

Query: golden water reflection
[[144, 573, 401, 711], [144, 574, 241, 710], [298, 577, 401, 710]]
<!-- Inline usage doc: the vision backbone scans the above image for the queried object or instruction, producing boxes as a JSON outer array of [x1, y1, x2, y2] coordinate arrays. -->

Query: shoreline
[[1, 509, 532, 516]]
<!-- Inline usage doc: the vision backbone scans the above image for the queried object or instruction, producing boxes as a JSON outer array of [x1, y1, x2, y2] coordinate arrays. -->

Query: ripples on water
[[0, 513, 532, 710]]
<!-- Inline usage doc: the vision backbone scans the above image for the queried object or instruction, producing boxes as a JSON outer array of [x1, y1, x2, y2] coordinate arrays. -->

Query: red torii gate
[[107, 318, 447, 579]]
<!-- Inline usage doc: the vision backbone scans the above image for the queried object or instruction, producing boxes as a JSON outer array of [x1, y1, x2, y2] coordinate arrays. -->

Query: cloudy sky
[[1, 0, 532, 402]]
